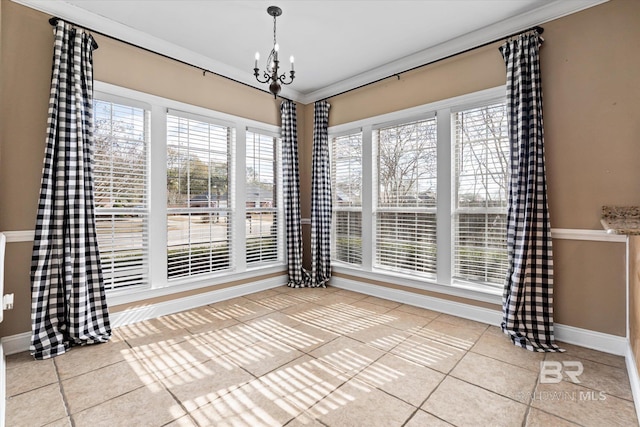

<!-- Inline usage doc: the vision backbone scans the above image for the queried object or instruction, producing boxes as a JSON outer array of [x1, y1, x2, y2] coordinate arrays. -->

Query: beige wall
[[324, 0, 640, 227], [0, 0, 286, 337], [302, 0, 640, 336], [1, 0, 639, 339], [325, 42, 505, 127], [0, 1, 54, 337], [94, 36, 281, 127]]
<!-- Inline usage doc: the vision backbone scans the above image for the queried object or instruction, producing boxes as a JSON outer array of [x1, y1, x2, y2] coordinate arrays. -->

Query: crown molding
[[13, 0, 607, 105], [11, 0, 305, 103], [299, 0, 608, 104]]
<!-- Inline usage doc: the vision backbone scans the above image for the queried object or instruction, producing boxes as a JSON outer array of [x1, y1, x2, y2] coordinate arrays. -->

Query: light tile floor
[[6, 285, 639, 427]]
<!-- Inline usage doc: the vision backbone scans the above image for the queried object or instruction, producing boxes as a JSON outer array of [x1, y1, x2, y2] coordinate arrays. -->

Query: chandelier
[[253, 6, 295, 97]]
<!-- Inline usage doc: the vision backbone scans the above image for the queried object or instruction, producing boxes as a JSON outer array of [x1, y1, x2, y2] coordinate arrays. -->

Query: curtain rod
[[48, 17, 293, 102], [49, 17, 541, 105], [321, 25, 544, 101]]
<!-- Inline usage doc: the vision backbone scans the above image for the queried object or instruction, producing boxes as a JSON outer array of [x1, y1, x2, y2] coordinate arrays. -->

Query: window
[[246, 130, 280, 265], [92, 82, 284, 303], [329, 87, 507, 297], [93, 98, 149, 291], [331, 132, 363, 265], [166, 112, 233, 279], [453, 103, 509, 288], [375, 118, 437, 276]]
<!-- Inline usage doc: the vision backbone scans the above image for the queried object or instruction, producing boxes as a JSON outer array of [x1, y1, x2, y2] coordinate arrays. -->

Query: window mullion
[[437, 108, 452, 284], [235, 125, 247, 272], [361, 125, 373, 271], [149, 104, 168, 287]]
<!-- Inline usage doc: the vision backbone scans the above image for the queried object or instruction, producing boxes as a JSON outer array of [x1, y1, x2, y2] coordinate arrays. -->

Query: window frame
[[92, 94, 151, 293], [451, 102, 510, 290], [328, 86, 507, 305], [330, 129, 364, 266], [373, 115, 438, 278], [245, 128, 283, 267], [165, 110, 235, 280], [94, 81, 285, 307]]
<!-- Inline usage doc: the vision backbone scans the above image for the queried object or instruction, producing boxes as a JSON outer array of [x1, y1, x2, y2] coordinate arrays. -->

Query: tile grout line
[[132, 319, 261, 424], [539, 349, 636, 403], [246, 289, 353, 424], [271, 293, 414, 423], [20, 286, 631, 426], [402, 365, 451, 426], [158, 288, 637, 425], [306, 311, 428, 424], [272, 290, 480, 426], [122, 338, 193, 423], [52, 356, 74, 427]]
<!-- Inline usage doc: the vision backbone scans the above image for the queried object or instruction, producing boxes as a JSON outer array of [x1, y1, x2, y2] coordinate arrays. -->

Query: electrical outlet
[[3, 294, 14, 310]]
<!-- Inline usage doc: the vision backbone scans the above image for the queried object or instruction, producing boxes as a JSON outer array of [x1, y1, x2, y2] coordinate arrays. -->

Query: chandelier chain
[[273, 14, 277, 47]]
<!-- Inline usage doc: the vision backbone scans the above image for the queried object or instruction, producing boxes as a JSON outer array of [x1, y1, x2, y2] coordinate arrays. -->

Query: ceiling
[[16, 0, 606, 103]]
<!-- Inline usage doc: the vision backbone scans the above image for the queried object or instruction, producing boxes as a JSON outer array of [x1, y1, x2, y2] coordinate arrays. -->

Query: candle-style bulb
[[290, 55, 294, 71], [274, 43, 279, 52]]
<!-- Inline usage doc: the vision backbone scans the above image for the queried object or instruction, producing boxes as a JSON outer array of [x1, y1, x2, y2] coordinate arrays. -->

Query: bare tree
[[93, 113, 146, 209], [333, 133, 362, 206], [377, 119, 437, 207], [457, 104, 509, 207]]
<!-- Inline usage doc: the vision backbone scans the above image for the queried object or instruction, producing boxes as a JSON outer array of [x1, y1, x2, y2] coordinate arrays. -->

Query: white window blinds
[[246, 131, 279, 265], [453, 103, 509, 287], [93, 99, 149, 291], [375, 118, 437, 275], [331, 132, 362, 265], [166, 112, 232, 279]]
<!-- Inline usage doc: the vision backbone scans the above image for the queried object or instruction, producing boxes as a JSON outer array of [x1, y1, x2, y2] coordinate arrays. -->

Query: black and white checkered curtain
[[310, 101, 331, 287], [30, 20, 111, 360], [281, 100, 311, 287], [500, 30, 561, 352]]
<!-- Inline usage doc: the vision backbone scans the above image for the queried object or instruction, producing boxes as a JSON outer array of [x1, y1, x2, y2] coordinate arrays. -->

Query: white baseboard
[[1, 332, 30, 356], [331, 276, 503, 326], [1, 273, 636, 426], [0, 276, 286, 355], [555, 323, 627, 356], [331, 276, 628, 356], [1, 274, 636, 427], [1, 275, 628, 358], [626, 343, 640, 425], [109, 276, 285, 328]]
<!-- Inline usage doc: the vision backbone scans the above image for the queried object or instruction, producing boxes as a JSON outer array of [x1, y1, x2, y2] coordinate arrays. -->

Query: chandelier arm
[[253, 69, 272, 84], [278, 70, 295, 86]]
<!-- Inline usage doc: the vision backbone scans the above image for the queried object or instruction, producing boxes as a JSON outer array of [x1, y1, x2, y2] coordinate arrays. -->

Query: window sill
[[331, 264, 502, 305], [106, 264, 287, 307]]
